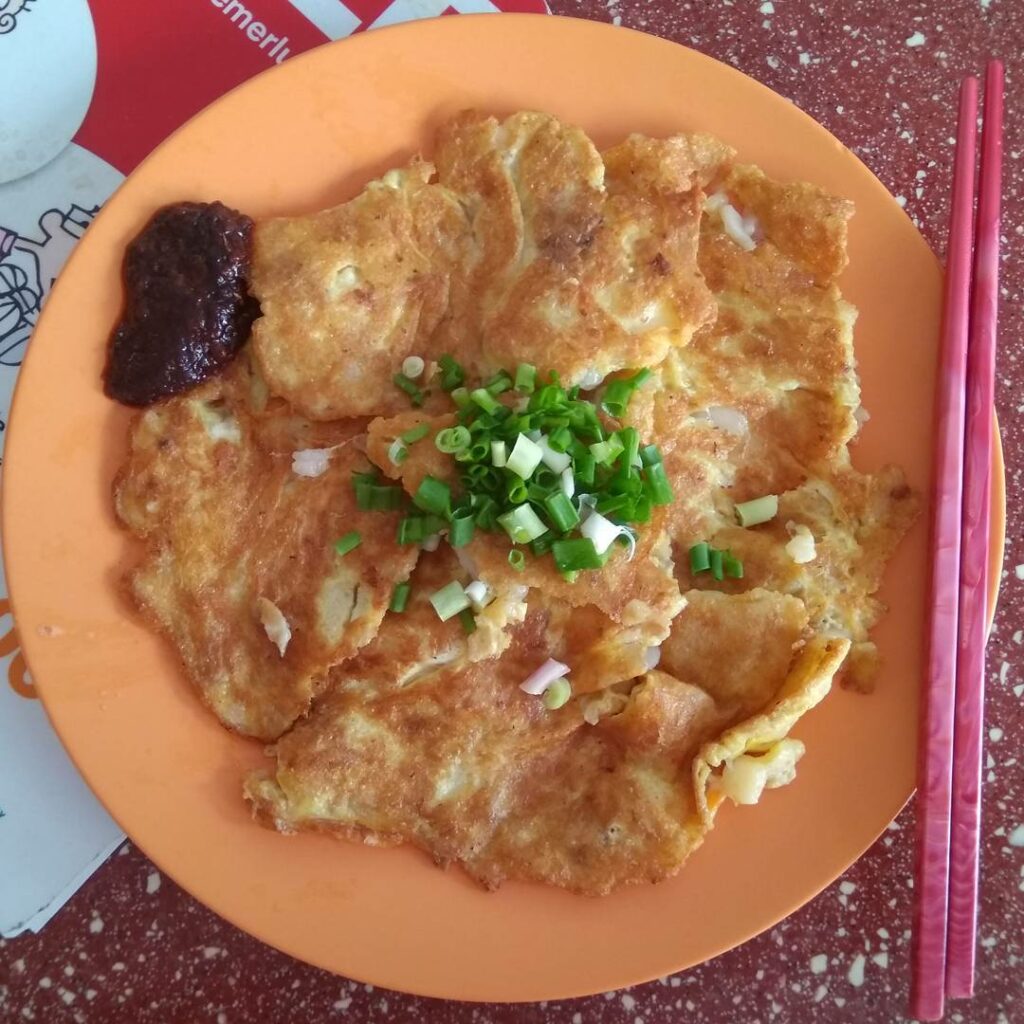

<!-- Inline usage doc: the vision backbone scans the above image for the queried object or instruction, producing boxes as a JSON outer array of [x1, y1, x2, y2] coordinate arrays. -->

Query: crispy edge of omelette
[[249, 158, 471, 421], [694, 635, 850, 823], [113, 364, 419, 740]]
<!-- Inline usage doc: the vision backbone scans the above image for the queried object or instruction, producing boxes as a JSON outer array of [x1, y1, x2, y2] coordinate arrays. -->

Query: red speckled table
[[2, 2, 1022, 1022]]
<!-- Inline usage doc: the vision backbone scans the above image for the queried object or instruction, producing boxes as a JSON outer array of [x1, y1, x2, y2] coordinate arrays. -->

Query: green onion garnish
[[723, 550, 744, 579], [412, 476, 452, 518], [435, 426, 471, 454], [470, 388, 501, 415], [689, 542, 711, 574], [709, 547, 724, 581], [514, 363, 537, 393], [429, 581, 471, 622], [458, 608, 477, 635], [506, 434, 544, 479], [498, 504, 548, 544], [544, 491, 581, 533], [357, 483, 404, 511], [643, 460, 674, 506], [508, 549, 526, 571], [387, 439, 408, 466], [551, 537, 604, 573], [601, 368, 652, 418], [334, 531, 362, 557], [451, 386, 470, 409], [401, 423, 430, 444], [393, 372, 424, 407], [437, 354, 465, 391], [543, 677, 572, 710], [590, 435, 624, 466], [449, 509, 476, 548], [485, 370, 513, 396], [735, 494, 779, 527], [389, 582, 411, 612], [491, 440, 507, 467]]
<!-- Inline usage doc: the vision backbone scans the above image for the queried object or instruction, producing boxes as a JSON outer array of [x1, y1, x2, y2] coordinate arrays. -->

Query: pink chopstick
[[946, 59, 1004, 1001], [910, 76, 978, 1022]]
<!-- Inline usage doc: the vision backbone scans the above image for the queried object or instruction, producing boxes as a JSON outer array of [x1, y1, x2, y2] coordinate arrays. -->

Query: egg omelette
[[113, 110, 918, 895]]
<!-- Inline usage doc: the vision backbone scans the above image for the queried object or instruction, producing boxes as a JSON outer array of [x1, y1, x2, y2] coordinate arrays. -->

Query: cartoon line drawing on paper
[[0, 0, 34, 35], [0, 204, 98, 368]]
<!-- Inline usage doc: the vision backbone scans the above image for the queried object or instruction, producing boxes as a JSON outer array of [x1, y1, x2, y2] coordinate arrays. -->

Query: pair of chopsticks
[[911, 60, 1004, 1021]]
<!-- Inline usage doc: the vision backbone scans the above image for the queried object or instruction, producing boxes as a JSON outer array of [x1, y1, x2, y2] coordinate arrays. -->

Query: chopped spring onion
[[547, 426, 573, 453], [435, 426, 471, 454], [451, 386, 470, 409], [543, 677, 573, 710], [334, 531, 362, 557], [449, 509, 476, 548], [387, 439, 409, 466], [643, 460, 674, 506], [429, 581, 471, 622], [601, 368, 652, 418], [506, 434, 544, 479], [519, 658, 570, 695], [552, 537, 605, 573], [589, 435, 624, 466], [393, 372, 424, 406], [560, 467, 575, 499], [421, 532, 442, 552], [485, 370, 513, 396], [514, 363, 537, 393], [458, 608, 477, 635], [735, 494, 779, 527], [402, 355, 425, 379], [356, 482, 404, 511], [689, 542, 711, 574], [581, 510, 631, 557], [574, 452, 596, 486], [544, 490, 581, 532], [508, 549, 526, 571], [464, 579, 493, 611], [437, 354, 465, 391], [470, 388, 502, 415], [537, 435, 572, 474], [413, 476, 452, 518], [400, 423, 430, 444], [389, 582, 411, 613], [491, 440, 508, 467], [498, 504, 548, 544], [723, 550, 744, 578], [709, 547, 724, 581], [397, 513, 446, 545]]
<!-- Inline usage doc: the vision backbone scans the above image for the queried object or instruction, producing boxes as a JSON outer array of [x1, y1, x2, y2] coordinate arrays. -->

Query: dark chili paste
[[104, 201, 259, 406]]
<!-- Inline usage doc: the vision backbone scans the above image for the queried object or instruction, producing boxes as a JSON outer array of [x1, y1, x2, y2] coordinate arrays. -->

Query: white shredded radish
[[644, 646, 662, 670], [401, 355, 425, 379], [291, 448, 331, 477], [520, 658, 570, 696], [704, 190, 728, 213], [720, 203, 757, 251], [785, 523, 817, 564], [256, 598, 291, 657], [465, 580, 493, 612], [578, 367, 605, 390], [582, 511, 636, 560], [854, 405, 871, 426], [741, 213, 759, 237], [560, 467, 575, 499]]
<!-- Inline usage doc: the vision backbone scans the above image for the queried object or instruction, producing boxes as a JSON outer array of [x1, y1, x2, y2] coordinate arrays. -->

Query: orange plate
[[2, 15, 1006, 1002]]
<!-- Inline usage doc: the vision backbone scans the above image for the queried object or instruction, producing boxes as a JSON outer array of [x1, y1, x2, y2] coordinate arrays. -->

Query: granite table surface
[[1, 0, 1022, 1021]]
